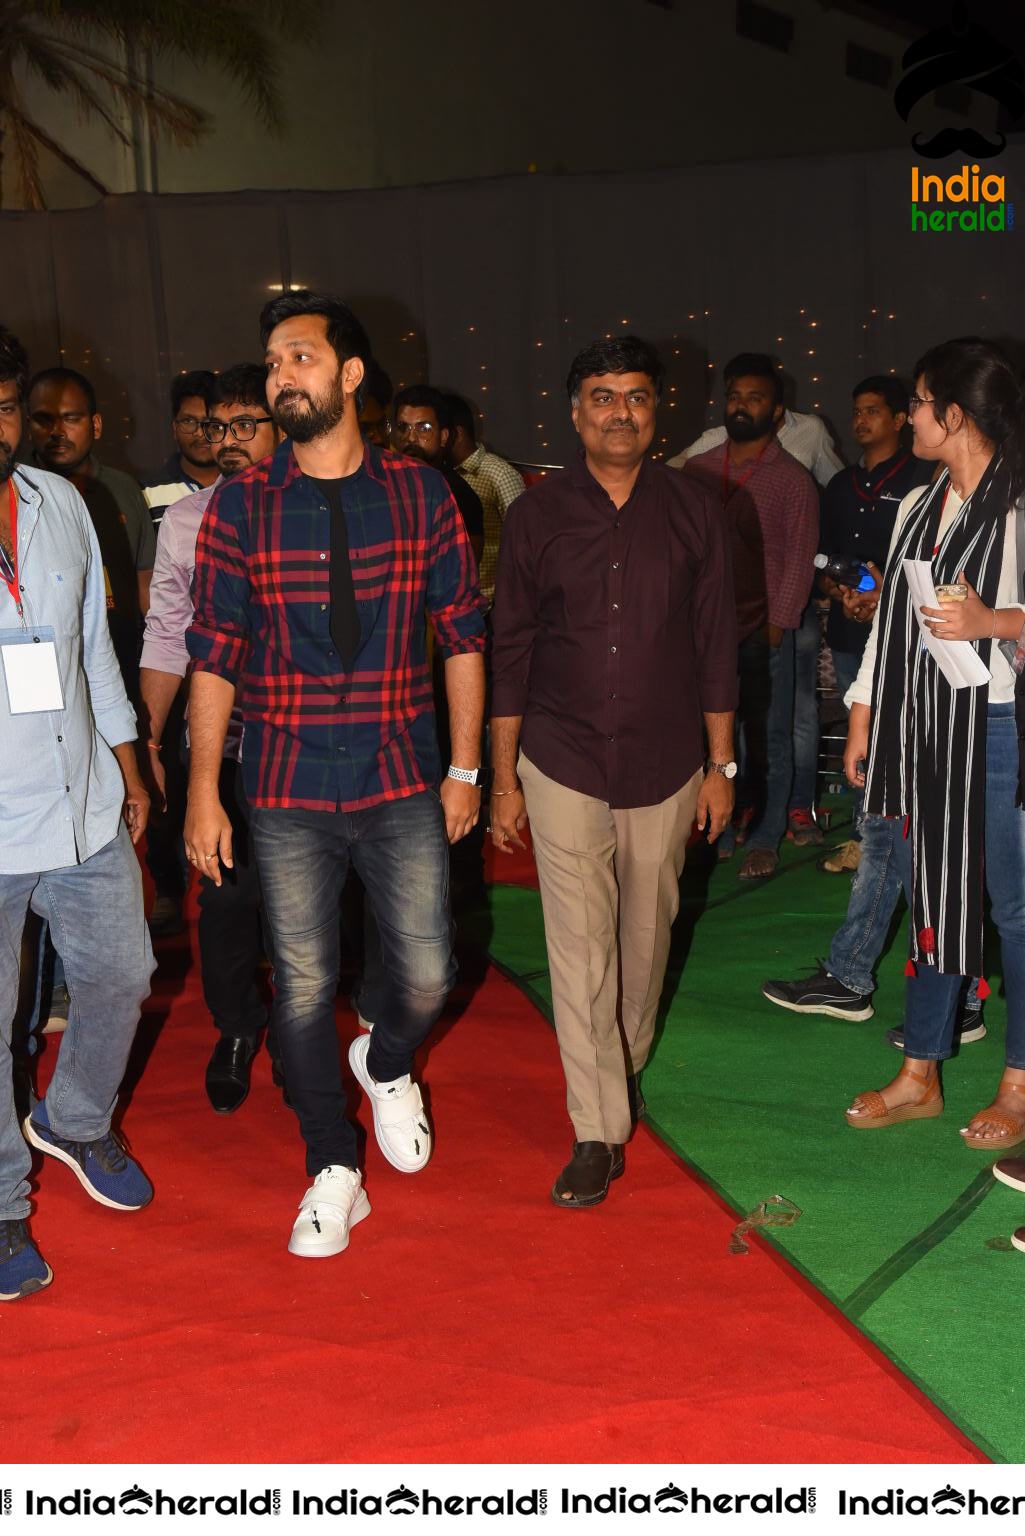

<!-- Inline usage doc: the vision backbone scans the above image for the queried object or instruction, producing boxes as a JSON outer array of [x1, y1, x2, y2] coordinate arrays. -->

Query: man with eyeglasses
[[391, 386, 485, 565], [142, 370, 219, 530], [141, 364, 283, 1114]]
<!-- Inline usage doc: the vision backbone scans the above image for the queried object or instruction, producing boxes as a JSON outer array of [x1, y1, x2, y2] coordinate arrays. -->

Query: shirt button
[[608, 735, 616, 743], [614, 520, 621, 530], [320, 603, 327, 611], [609, 645, 617, 654], [319, 552, 327, 560], [611, 602, 619, 612], [65, 785, 71, 793], [57, 735, 63, 743], [612, 561, 620, 570], [609, 691, 616, 700], [340, 695, 347, 703]]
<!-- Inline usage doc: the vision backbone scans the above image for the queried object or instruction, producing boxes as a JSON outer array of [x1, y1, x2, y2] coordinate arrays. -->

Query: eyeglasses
[[907, 396, 935, 416], [391, 420, 437, 440], [173, 414, 205, 434], [203, 415, 274, 443]]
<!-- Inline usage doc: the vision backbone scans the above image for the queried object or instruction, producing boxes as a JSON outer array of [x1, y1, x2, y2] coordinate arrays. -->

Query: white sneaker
[[288, 1166, 371, 1258], [348, 1032, 432, 1174]]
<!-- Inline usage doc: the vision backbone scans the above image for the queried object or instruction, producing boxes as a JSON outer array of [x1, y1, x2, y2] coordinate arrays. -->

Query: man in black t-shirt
[[818, 375, 929, 700]]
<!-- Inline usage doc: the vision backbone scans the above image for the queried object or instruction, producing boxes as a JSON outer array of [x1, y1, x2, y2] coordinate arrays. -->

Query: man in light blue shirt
[[0, 328, 156, 1301]]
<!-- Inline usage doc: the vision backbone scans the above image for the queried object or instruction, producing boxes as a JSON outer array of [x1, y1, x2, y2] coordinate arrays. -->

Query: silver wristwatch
[[706, 759, 738, 779], [447, 765, 483, 786]]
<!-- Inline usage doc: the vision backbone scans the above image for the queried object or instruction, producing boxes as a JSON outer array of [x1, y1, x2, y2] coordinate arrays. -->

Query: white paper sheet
[[902, 558, 991, 689], [1, 636, 65, 713]]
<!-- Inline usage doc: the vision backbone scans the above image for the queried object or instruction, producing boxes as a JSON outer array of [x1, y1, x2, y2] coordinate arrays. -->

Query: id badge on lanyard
[[1, 482, 65, 713]]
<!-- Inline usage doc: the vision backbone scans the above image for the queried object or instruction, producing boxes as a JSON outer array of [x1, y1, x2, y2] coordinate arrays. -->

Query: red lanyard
[[721, 440, 769, 504], [850, 452, 911, 509], [0, 479, 17, 605]]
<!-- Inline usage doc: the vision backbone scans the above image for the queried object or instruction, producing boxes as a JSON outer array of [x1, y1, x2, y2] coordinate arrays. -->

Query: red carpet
[[5, 919, 982, 1465]]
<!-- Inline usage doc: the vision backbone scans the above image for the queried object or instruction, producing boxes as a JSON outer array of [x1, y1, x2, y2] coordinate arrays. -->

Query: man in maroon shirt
[[489, 337, 738, 1208], [682, 358, 819, 880]]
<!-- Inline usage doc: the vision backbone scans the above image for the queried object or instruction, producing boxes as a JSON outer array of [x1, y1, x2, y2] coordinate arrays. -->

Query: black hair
[[361, 360, 393, 411], [171, 369, 215, 417], [206, 363, 268, 412], [566, 335, 664, 403], [443, 392, 477, 443], [722, 352, 783, 409], [853, 375, 909, 417], [28, 365, 97, 415], [0, 327, 30, 401], [259, 289, 372, 383], [392, 384, 452, 431], [914, 337, 1025, 505]]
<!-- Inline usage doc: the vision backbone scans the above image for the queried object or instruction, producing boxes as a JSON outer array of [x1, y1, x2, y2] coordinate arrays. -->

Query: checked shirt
[[187, 439, 487, 812]]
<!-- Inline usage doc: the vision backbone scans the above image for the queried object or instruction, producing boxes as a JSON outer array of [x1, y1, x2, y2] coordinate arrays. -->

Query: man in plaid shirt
[[185, 291, 487, 1259]]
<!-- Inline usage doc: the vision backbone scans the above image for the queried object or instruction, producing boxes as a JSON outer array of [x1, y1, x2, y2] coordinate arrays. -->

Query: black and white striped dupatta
[[863, 458, 1010, 978]]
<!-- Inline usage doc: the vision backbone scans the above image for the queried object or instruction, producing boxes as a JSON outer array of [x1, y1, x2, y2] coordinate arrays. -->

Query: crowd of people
[[3, 286, 1025, 1299]]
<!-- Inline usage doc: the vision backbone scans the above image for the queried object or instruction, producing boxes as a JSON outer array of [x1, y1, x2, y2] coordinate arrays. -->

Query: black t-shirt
[[309, 474, 361, 667], [819, 450, 931, 655]]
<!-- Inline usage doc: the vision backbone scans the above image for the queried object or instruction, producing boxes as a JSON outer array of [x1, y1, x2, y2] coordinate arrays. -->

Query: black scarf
[[864, 458, 1009, 976]]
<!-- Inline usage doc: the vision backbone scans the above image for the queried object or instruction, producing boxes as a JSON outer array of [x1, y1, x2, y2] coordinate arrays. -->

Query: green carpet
[[476, 838, 1025, 1463]]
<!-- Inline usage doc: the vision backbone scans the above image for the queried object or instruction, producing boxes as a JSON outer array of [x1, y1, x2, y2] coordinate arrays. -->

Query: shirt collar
[[271, 437, 386, 490], [569, 448, 653, 496], [460, 443, 486, 473], [858, 447, 909, 479]]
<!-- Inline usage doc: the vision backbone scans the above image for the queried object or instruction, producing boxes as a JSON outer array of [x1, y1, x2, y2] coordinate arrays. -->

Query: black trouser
[[197, 759, 268, 1041]]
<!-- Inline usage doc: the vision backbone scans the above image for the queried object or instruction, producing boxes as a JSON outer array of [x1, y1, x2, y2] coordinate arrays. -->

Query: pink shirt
[[141, 478, 243, 758]]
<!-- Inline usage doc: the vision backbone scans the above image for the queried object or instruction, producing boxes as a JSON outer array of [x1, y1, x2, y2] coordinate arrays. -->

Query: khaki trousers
[[519, 754, 702, 1145]]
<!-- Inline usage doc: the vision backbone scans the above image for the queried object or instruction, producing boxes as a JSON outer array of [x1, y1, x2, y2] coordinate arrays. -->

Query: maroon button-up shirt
[[490, 454, 738, 809]]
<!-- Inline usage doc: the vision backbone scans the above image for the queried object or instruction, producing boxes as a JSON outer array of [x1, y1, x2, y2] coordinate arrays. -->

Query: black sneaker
[[761, 967, 874, 1021], [887, 1007, 986, 1050]]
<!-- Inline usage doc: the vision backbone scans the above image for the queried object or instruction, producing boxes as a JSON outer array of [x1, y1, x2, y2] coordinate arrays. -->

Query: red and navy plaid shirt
[[187, 439, 487, 812]]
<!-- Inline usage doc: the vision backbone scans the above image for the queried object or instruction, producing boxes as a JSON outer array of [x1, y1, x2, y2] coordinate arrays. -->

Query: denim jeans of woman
[[900, 703, 1025, 1066]]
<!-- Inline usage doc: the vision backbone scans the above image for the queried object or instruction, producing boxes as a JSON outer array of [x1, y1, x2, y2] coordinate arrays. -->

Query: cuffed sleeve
[[186, 480, 252, 686], [425, 479, 488, 658]]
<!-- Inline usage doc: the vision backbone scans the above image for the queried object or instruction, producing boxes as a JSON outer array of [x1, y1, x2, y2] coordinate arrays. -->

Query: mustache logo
[[894, 1, 1025, 160]]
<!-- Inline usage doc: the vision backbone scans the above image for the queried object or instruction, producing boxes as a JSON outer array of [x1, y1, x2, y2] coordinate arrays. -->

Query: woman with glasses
[[843, 338, 1025, 1151]]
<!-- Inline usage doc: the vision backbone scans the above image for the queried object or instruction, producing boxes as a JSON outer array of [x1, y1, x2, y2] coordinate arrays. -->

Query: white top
[[846, 485, 1024, 709], [666, 409, 844, 488]]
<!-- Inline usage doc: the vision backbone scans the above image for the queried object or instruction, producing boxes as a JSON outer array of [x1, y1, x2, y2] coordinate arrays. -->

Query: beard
[[272, 377, 346, 444], [724, 408, 774, 443], [0, 443, 14, 483]]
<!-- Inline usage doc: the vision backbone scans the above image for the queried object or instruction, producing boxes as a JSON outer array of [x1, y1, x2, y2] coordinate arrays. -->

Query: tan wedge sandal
[[846, 1063, 943, 1129]]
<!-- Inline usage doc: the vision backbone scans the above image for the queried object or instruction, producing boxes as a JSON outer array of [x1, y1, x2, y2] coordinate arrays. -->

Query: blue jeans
[[902, 704, 1024, 1064], [250, 791, 456, 1175], [790, 604, 820, 813], [826, 813, 982, 1015], [737, 628, 793, 852], [0, 824, 155, 1220], [826, 814, 904, 995]]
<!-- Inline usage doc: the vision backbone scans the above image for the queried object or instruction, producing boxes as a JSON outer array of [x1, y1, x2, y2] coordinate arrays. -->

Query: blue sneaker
[[23, 1103, 153, 1211], [0, 1220, 52, 1300]]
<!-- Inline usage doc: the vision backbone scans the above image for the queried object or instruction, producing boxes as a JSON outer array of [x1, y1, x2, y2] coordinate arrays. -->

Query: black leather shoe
[[552, 1141, 625, 1208], [205, 1035, 258, 1115]]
